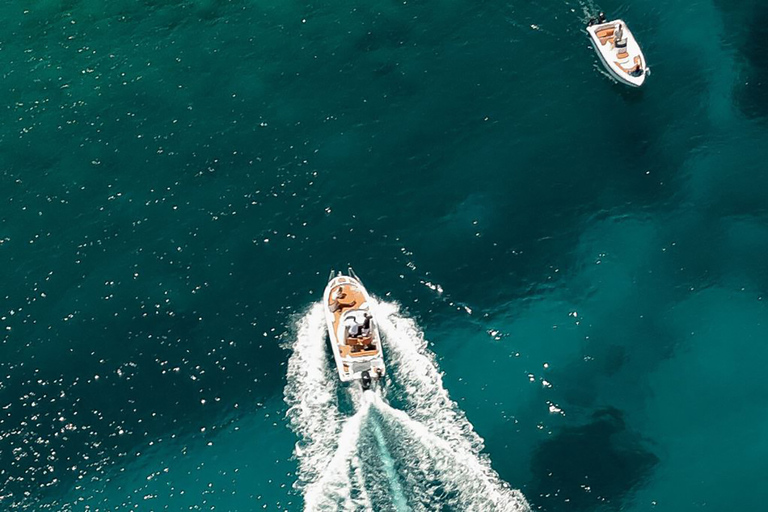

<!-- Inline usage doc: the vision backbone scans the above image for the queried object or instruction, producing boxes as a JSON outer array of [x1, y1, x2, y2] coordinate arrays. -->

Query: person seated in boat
[[345, 312, 367, 338], [330, 287, 356, 313], [629, 62, 644, 77], [348, 322, 362, 338]]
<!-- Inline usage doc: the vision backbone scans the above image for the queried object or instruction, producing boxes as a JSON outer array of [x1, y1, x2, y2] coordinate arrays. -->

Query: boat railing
[[348, 266, 362, 284]]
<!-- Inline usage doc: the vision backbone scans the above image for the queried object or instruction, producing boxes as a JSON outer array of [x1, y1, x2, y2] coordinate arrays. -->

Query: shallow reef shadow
[[527, 407, 659, 511]]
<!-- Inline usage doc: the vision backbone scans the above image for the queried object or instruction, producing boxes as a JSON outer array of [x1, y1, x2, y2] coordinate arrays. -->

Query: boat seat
[[347, 335, 372, 346], [596, 28, 615, 45], [340, 340, 376, 357], [616, 51, 629, 59], [615, 56, 643, 74], [596, 28, 614, 38], [350, 349, 379, 358]]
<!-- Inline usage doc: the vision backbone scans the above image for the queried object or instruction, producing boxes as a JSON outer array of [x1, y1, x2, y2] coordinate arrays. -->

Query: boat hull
[[587, 19, 647, 87], [323, 272, 385, 385]]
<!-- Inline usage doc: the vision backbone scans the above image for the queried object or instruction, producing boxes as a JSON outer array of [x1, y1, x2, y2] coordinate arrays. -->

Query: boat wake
[[574, 0, 601, 23], [284, 301, 530, 511]]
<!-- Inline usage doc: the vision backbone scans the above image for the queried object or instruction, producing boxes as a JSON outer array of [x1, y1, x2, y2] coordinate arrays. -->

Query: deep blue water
[[1, 0, 767, 510]]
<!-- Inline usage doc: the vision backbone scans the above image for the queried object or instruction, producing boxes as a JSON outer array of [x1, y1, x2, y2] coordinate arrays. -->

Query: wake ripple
[[373, 301, 486, 455], [284, 301, 530, 512], [284, 303, 342, 488]]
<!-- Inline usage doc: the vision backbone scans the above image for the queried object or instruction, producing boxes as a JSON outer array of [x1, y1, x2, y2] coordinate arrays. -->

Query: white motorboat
[[587, 17, 649, 87], [323, 268, 385, 389]]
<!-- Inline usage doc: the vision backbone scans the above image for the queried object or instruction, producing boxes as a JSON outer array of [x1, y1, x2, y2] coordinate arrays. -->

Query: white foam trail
[[373, 301, 529, 511], [285, 301, 530, 511], [370, 393, 529, 511], [284, 303, 343, 490], [284, 304, 374, 511], [304, 403, 373, 511], [373, 300, 485, 454], [576, 0, 600, 22]]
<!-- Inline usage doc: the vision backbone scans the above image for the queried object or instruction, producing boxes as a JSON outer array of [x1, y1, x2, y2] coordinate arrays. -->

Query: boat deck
[[596, 26, 616, 46], [588, 20, 646, 86], [328, 283, 379, 359]]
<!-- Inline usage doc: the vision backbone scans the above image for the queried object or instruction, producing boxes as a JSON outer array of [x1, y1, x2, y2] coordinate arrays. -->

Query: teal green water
[[1, 0, 767, 510]]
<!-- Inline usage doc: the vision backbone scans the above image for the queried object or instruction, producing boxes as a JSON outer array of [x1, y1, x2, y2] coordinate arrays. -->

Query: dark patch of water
[[527, 408, 658, 511]]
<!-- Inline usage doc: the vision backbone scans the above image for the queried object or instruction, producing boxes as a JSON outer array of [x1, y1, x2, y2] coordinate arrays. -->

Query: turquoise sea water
[[2, 0, 767, 510]]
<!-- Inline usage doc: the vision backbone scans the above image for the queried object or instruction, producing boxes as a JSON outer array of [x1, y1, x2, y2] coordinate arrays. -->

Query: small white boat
[[323, 268, 385, 389], [587, 17, 649, 87]]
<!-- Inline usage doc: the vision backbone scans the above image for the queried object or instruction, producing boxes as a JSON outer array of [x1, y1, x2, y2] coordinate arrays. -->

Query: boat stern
[[338, 356, 386, 384]]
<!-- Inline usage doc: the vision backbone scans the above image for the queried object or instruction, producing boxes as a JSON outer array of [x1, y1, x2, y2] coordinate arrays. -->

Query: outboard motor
[[589, 11, 606, 27], [361, 370, 372, 390]]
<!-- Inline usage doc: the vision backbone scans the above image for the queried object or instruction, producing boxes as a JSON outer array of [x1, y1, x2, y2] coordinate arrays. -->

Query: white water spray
[[284, 301, 530, 512], [574, 0, 600, 23], [373, 301, 486, 454], [284, 303, 343, 488]]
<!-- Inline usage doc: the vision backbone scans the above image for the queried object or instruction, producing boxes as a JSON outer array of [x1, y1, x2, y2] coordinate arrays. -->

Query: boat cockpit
[[328, 284, 380, 358], [340, 310, 378, 357]]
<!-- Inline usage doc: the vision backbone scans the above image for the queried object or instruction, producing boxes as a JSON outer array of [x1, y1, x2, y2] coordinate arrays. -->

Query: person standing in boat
[[614, 23, 623, 41], [361, 312, 372, 336], [614, 23, 627, 53]]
